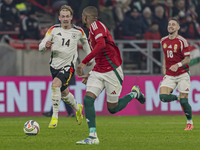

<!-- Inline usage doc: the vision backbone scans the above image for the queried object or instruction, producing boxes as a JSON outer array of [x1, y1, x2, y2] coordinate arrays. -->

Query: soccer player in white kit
[[159, 18, 193, 130], [39, 5, 92, 128]]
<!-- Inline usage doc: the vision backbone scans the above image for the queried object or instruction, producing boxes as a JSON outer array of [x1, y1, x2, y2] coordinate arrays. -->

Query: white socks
[[62, 92, 79, 111], [187, 120, 193, 125], [89, 132, 97, 138], [51, 88, 79, 118], [51, 87, 61, 119]]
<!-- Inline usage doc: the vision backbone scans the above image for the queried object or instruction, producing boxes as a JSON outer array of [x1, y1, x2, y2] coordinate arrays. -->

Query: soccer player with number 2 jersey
[[159, 18, 193, 130]]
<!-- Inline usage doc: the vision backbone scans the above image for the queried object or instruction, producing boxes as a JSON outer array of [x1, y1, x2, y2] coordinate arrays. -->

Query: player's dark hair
[[83, 6, 98, 19], [168, 18, 180, 26], [59, 5, 73, 16]]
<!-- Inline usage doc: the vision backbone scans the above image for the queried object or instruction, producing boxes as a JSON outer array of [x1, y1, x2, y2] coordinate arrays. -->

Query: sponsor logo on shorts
[[185, 88, 189, 91], [111, 91, 116, 94]]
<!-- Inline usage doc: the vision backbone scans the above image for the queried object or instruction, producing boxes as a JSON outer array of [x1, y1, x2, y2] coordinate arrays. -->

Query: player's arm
[[79, 30, 91, 55], [170, 56, 190, 72], [82, 37, 106, 64], [82, 22, 107, 64], [39, 28, 54, 52], [160, 39, 166, 74], [77, 37, 106, 76], [179, 56, 190, 66], [162, 53, 166, 75], [79, 32, 94, 65]]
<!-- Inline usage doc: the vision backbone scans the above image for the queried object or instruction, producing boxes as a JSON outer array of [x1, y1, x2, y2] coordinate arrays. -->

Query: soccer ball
[[23, 120, 40, 135]]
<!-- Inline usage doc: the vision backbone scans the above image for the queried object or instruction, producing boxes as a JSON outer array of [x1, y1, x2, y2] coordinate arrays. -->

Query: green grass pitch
[[0, 115, 199, 150]]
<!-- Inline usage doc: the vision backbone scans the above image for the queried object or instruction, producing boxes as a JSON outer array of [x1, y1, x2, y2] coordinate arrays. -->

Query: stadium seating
[[24, 39, 39, 50], [9, 39, 40, 50], [9, 39, 26, 49]]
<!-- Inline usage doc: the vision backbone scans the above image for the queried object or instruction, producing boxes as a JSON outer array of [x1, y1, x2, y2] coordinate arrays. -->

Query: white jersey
[[39, 24, 91, 69]]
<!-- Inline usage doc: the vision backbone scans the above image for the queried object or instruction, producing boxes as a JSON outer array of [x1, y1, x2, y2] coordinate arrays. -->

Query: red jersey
[[82, 21, 122, 73], [161, 35, 190, 76]]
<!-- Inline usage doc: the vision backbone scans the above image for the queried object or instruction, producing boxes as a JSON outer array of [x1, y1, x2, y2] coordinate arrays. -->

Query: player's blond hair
[[59, 5, 73, 16]]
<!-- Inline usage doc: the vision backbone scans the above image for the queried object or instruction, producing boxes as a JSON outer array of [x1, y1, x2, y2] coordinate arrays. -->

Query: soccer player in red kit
[[159, 18, 193, 130], [76, 6, 146, 145]]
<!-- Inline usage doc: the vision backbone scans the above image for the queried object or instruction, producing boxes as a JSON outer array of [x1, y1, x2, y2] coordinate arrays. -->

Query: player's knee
[[84, 96, 95, 107], [159, 94, 168, 102]]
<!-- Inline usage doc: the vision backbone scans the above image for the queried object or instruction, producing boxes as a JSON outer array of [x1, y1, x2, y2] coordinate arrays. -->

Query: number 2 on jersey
[[167, 50, 173, 58], [62, 38, 70, 47]]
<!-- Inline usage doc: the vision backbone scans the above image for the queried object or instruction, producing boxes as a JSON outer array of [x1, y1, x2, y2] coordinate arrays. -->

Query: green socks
[[180, 98, 192, 120], [84, 95, 98, 137], [159, 94, 178, 102], [160, 95, 192, 120], [108, 94, 133, 114], [84, 95, 96, 128]]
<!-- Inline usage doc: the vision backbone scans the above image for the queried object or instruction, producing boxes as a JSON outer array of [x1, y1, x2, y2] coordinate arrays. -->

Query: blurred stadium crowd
[[0, 0, 200, 74], [1, 0, 200, 40]]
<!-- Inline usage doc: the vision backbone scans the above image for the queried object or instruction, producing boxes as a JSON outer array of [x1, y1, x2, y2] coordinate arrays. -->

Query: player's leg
[[62, 100, 75, 117], [177, 73, 193, 130], [76, 91, 100, 145], [60, 64, 83, 125], [179, 92, 193, 130], [159, 75, 178, 102], [62, 88, 83, 125], [48, 77, 62, 128], [104, 66, 144, 114], [106, 89, 145, 114], [76, 72, 103, 145], [115, 66, 145, 104]]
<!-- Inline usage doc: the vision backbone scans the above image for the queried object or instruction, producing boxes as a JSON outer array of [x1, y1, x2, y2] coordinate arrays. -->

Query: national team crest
[[71, 33, 77, 39], [174, 44, 178, 52], [163, 43, 167, 49]]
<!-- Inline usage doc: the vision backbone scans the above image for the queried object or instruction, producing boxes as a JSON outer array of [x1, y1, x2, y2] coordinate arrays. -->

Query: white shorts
[[86, 66, 124, 103], [160, 73, 190, 93]]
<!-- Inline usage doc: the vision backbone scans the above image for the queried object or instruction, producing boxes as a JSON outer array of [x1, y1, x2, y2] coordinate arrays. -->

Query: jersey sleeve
[[39, 26, 54, 51], [79, 28, 91, 56], [82, 36, 106, 64], [180, 38, 190, 57], [91, 21, 107, 42]]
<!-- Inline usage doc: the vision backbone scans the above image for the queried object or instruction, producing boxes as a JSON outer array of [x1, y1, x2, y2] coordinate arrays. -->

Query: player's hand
[[78, 74, 90, 85], [45, 41, 54, 48], [76, 63, 86, 76], [169, 64, 179, 72]]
